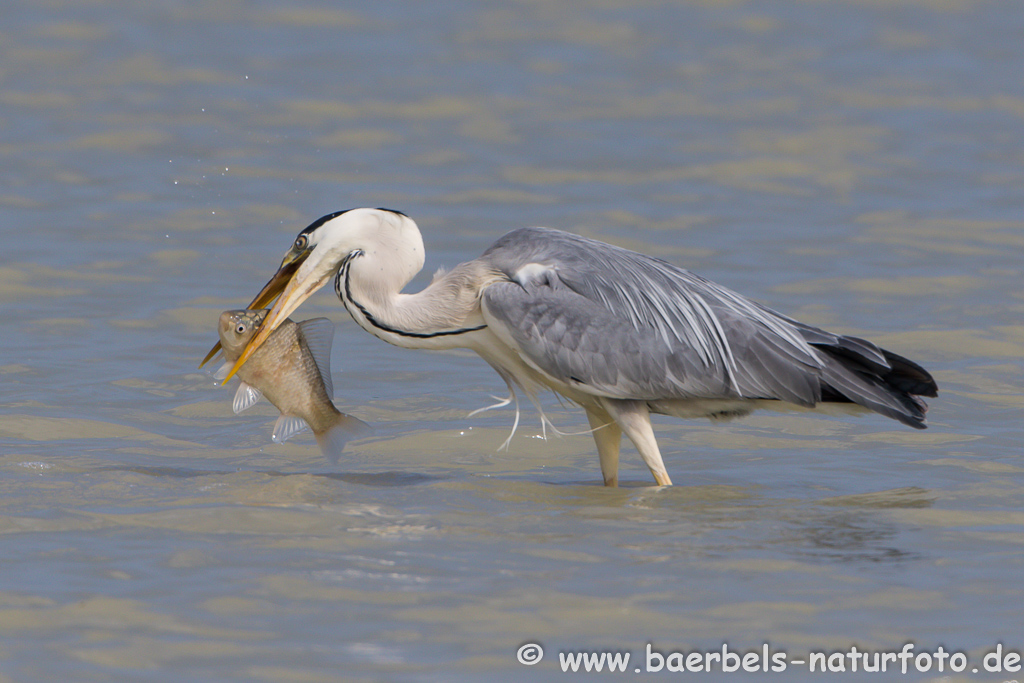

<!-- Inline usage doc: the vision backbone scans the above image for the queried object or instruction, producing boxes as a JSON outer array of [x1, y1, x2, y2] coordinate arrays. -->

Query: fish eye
[[294, 235, 308, 250], [235, 323, 247, 334]]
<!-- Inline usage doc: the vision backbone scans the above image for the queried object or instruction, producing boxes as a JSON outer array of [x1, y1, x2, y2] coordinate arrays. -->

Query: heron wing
[[480, 227, 825, 403], [482, 279, 719, 399]]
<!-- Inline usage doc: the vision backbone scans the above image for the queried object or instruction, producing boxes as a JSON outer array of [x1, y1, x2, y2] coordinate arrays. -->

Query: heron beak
[[198, 246, 310, 368], [217, 251, 330, 383]]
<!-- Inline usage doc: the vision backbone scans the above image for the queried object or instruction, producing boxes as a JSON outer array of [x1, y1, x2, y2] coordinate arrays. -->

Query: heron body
[[216, 208, 937, 487]]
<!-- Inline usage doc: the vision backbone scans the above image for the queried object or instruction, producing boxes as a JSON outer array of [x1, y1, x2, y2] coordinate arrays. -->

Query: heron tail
[[815, 339, 938, 429]]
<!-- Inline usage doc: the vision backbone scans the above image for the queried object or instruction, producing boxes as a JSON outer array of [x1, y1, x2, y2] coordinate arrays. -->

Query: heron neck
[[342, 258, 501, 348]]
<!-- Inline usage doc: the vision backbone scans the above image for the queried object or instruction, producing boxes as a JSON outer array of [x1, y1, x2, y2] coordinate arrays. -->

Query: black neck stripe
[[338, 256, 486, 340]]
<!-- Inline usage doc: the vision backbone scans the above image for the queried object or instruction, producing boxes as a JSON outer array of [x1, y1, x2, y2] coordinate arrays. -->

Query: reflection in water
[[791, 511, 920, 564]]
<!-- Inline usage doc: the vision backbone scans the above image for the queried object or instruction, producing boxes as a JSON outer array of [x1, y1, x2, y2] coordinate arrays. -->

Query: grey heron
[[210, 207, 937, 487]]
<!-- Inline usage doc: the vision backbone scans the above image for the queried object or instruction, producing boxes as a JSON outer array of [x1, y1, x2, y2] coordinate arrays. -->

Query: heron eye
[[236, 324, 247, 334], [295, 235, 308, 250]]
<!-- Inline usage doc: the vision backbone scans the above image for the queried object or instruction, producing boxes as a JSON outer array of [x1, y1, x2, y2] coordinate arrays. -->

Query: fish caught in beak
[[198, 240, 312, 369], [215, 245, 333, 384]]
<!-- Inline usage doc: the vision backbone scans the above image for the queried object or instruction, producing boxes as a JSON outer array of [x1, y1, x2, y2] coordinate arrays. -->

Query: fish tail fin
[[314, 413, 371, 465]]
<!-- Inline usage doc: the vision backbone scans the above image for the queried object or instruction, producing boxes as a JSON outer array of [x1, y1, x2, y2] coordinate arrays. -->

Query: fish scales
[[237, 316, 338, 433]]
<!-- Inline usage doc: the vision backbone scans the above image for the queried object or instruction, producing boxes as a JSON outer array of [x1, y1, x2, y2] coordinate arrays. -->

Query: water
[[2, 0, 1023, 680]]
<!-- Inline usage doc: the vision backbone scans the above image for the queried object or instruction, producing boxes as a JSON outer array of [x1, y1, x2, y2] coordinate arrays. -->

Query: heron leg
[[584, 406, 622, 487], [601, 399, 673, 487]]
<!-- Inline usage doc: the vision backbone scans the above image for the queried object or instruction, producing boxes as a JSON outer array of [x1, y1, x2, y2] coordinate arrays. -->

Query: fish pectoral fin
[[232, 382, 263, 414], [272, 414, 310, 443], [212, 359, 231, 381], [297, 318, 335, 397]]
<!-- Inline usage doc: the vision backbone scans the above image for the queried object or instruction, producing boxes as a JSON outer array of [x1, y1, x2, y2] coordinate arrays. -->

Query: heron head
[[210, 208, 419, 382]]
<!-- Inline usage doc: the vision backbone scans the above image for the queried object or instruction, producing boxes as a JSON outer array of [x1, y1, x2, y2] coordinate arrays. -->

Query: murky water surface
[[3, 1, 1023, 681]]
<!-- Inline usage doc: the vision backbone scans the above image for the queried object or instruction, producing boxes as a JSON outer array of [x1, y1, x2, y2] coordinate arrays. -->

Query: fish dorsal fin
[[232, 381, 263, 414], [297, 317, 335, 397], [272, 414, 310, 443], [213, 359, 231, 381]]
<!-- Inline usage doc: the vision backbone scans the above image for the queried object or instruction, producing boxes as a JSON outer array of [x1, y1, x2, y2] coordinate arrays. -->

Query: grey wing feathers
[[483, 227, 823, 401], [483, 280, 734, 399], [481, 227, 936, 426], [486, 229, 814, 367]]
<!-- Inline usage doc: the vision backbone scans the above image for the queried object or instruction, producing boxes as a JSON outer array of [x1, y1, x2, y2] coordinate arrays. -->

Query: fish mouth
[[199, 247, 309, 369]]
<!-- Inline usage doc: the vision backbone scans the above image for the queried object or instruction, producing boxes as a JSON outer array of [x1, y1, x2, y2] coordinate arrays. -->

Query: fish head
[[220, 208, 418, 382], [217, 309, 270, 358]]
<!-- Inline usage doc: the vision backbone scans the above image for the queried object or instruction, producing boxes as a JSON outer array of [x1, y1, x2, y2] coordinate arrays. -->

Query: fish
[[214, 309, 369, 463]]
